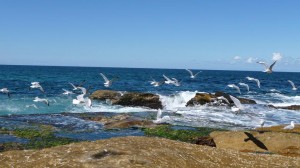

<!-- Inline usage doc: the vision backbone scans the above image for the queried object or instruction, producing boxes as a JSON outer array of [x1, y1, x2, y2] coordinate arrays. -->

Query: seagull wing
[[100, 73, 109, 82], [239, 83, 249, 91], [185, 69, 193, 76], [156, 109, 162, 120], [163, 74, 172, 81], [194, 71, 202, 77], [257, 61, 269, 69], [254, 79, 260, 88], [229, 95, 244, 110], [288, 80, 296, 88], [69, 82, 77, 89], [269, 60, 277, 71], [77, 87, 87, 95]]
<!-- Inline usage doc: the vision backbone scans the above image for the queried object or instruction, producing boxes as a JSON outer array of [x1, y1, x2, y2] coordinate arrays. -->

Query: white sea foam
[[159, 91, 197, 111]]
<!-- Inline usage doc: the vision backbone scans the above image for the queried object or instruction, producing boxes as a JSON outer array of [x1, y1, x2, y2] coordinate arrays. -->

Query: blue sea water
[[0, 65, 300, 130]]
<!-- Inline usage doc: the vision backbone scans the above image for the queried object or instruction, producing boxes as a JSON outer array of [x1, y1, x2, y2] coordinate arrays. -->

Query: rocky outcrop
[[1, 136, 299, 168], [276, 105, 300, 111], [255, 124, 300, 134], [210, 131, 300, 157], [186, 93, 216, 106], [114, 92, 163, 109], [186, 91, 256, 107], [89, 90, 122, 104], [90, 90, 162, 109]]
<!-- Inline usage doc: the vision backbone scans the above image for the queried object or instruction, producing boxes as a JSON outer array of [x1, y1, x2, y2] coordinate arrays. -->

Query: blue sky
[[1, 1, 300, 72]]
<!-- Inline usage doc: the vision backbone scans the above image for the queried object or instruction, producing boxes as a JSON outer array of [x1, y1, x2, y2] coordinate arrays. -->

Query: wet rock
[[1, 136, 299, 167], [210, 131, 300, 157], [215, 91, 256, 104], [89, 90, 122, 103], [113, 92, 163, 109], [186, 91, 256, 107], [186, 93, 216, 106], [195, 136, 216, 147], [276, 105, 300, 111]]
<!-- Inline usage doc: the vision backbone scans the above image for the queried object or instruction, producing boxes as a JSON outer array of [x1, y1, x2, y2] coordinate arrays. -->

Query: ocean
[[0, 65, 300, 131]]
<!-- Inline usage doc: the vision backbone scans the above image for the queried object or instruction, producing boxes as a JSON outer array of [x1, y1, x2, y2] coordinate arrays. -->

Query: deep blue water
[[0, 65, 300, 131]]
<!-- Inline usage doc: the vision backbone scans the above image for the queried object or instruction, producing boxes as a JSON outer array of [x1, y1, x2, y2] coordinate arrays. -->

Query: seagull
[[33, 97, 49, 106], [30, 82, 44, 93], [0, 88, 11, 98], [163, 74, 175, 84], [69, 80, 86, 91], [287, 80, 298, 91], [100, 73, 115, 87], [85, 98, 92, 108], [227, 84, 241, 94], [62, 89, 74, 95], [77, 87, 88, 95], [257, 60, 277, 73], [259, 119, 265, 128], [283, 121, 295, 130], [239, 83, 249, 92], [26, 104, 38, 109], [171, 78, 182, 86], [153, 109, 171, 124], [229, 95, 244, 113], [149, 78, 164, 87], [72, 94, 85, 105], [246, 77, 260, 88], [185, 69, 201, 79]]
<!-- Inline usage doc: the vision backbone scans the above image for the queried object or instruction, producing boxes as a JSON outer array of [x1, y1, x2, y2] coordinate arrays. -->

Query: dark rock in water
[[195, 136, 216, 147], [215, 91, 256, 104], [186, 91, 256, 107], [186, 93, 216, 106], [276, 105, 300, 111], [89, 90, 122, 103], [113, 92, 163, 109]]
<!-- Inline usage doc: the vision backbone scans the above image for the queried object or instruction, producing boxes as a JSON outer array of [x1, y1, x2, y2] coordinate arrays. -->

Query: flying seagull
[[171, 78, 182, 86], [257, 60, 277, 73], [0, 88, 11, 98], [283, 121, 295, 130], [246, 77, 260, 88], [100, 73, 115, 87], [30, 82, 44, 93], [149, 78, 164, 87], [229, 95, 244, 113], [227, 84, 241, 94], [185, 69, 201, 79], [163, 74, 175, 84], [26, 104, 38, 109], [217, 96, 230, 104], [33, 97, 49, 106], [62, 89, 74, 95], [239, 83, 249, 92], [69, 80, 86, 91], [287, 80, 298, 91]]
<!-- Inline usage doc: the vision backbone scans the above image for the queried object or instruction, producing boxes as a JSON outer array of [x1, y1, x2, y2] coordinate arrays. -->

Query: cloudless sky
[[1, 0, 300, 71]]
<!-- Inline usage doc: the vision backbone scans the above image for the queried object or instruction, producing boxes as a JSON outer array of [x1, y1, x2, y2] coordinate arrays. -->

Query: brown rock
[[256, 124, 300, 134], [89, 90, 121, 103], [210, 131, 300, 157], [195, 136, 216, 147], [1, 136, 299, 168], [276, 105, 300, 111], [186, 93, 216, 106], [113, 92, 163, 109]]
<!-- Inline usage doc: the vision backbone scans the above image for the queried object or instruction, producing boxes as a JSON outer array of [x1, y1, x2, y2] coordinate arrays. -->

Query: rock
[[1, 136, 299, 167], [186, 91, 256, 107], [186, 93, 216, 106], [195, 136, 216, 147], [276, 105, 300, 111], [89, 90, 121, 103], [210, 131, 300, 157], [104, 119, 155, 129], [113, 92, 163, 109], [215, 91, 256, 104]]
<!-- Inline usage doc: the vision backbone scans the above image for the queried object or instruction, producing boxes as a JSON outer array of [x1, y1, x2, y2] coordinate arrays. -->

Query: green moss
[[6, 126, 77, 151], [0, 127, 10, 134], [144, 125, 225, 143]]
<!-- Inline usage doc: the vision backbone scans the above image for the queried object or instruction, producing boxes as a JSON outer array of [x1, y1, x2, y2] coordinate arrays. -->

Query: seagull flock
[[0, 60, 297, 129]]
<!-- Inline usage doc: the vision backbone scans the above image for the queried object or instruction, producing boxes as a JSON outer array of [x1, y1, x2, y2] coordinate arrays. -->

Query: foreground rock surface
[[1, 136, 299, 168], [211, 131, 300, 157], [90, 90, 163, 109]]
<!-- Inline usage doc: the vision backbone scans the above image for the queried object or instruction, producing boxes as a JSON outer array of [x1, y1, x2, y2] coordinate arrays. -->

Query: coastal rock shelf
[[1, 136, 299, 168]]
